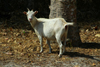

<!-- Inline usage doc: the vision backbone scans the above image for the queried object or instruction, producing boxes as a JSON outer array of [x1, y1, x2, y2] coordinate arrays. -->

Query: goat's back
[[36, 18, 66, 40]]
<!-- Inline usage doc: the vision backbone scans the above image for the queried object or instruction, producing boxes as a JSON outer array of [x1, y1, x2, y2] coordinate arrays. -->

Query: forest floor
[[0, 20, 100, 67]]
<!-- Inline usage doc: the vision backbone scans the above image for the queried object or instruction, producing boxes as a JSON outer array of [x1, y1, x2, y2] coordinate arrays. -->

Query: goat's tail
[[65, 22, 74, 30], [65, 22, 74, 26]]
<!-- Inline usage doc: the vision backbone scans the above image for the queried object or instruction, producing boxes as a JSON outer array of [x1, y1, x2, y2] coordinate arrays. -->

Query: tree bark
[[49, 0, 81, 46]]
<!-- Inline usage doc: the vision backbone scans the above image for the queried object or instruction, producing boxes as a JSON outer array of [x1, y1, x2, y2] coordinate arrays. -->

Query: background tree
[[49, 0, 81, 46], [0, 0, 100, 22]]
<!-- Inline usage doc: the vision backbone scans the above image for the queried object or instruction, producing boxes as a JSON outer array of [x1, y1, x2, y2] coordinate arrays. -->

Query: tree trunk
[[49, 0, 81, 46]]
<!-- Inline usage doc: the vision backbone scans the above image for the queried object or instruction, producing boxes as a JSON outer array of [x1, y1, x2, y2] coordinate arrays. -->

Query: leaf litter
[[0, 21, 100, 67]]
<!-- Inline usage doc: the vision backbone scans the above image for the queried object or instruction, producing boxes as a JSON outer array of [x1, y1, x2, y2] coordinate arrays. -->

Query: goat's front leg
[[38, 36, 43, 53], [47, 40, 52, 53]]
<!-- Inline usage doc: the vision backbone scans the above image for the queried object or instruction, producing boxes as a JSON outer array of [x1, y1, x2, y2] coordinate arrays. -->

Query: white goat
[[23, 9, 73, 57]]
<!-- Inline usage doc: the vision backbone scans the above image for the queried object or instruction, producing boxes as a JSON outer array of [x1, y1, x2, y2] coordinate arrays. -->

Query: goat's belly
[[47, 37, 56, 40], [43, 34, 56, 40], [43, 30, 56, 40]]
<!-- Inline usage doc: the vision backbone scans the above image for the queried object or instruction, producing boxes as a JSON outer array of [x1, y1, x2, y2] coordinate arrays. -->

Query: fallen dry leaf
[[7, 38, 14, 43], [74, 65, 80, 67], [2, 44, 7, 46], [5, 52, 12, 55], [16, 33, 20, 37], [9, 27, 13, 31], [5, 38, 9, 40], [95, 34, 100, 37], [92, 63, 96, 66], [62, 57, 66, 60], [14, 40, 17, 44], [2, 32, 7, 36], [36, 46, 40, 51]]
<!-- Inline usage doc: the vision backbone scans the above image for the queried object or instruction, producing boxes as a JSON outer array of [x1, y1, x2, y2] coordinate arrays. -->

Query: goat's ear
[[23, 11, 27, 15], [34, 11, 38, 15]]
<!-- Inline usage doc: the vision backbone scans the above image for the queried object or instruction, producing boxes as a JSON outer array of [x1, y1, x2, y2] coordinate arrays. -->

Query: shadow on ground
[[79, 43, 100, 49]]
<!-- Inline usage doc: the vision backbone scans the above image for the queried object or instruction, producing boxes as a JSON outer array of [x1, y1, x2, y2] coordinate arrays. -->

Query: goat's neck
[[30, 17, 38, 28]]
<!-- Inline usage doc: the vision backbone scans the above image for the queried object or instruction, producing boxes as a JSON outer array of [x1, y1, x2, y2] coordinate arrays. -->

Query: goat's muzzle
[[28, 18, 32, 22]]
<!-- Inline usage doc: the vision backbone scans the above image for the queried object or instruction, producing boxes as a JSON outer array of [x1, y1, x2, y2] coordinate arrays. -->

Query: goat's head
[[23, 8, 38, 22]]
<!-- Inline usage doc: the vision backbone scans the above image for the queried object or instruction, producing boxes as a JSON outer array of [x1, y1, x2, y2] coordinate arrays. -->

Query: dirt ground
[[0, 20, 100, 67]]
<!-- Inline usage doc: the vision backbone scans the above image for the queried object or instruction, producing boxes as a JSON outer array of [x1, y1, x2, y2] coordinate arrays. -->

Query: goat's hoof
[[63, 51, 65, 54], [49, 51, 52, 53], [58, 54, 62, 58], [49, 49, 52, 53], [40, 50, 43, 53]]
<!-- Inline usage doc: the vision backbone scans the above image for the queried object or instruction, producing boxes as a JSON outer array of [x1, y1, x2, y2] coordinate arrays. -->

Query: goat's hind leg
[[63, 40, 66, 54], [56, 35, 63, 57], [61, 41, 66, 54], [58, 40, 63, 57], [63, 29, 68, 54], [47, 40, 52, 53]]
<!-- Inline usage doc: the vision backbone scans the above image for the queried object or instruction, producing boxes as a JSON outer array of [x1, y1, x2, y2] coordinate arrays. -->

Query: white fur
[[24, 9, 73, 57]]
